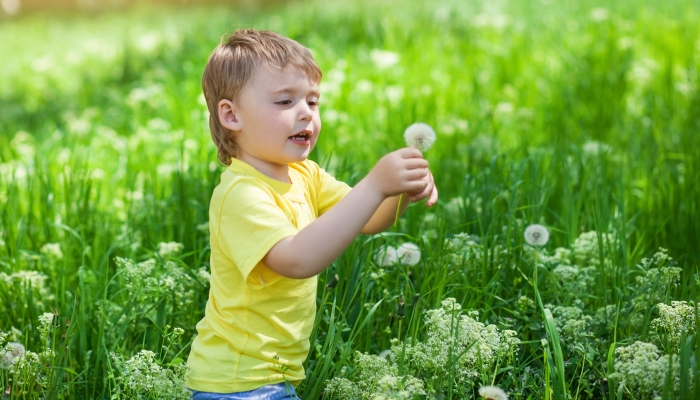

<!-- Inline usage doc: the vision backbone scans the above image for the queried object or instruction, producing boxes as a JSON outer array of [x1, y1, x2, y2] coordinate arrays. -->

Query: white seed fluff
[[404, 123, 436, 152], [0, 342, 25, 370], [375, 245, 398, 267], [524, 224, 550, 246], [478, 385, 509, 400], [397, 243, 421, 266]]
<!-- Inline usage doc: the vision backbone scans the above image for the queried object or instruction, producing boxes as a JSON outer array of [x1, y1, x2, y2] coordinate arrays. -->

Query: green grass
[[1, 0, 699, 398]]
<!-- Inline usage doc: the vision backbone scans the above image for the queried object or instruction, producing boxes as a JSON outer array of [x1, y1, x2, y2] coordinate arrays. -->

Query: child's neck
[[236, 155, 291, 183]]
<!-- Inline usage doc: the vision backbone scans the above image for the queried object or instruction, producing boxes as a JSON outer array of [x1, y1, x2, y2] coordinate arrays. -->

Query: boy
[[186, 28, 438, 399]]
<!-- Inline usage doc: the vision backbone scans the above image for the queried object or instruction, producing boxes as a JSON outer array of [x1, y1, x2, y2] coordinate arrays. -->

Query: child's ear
[[218, 99, 242, 131]]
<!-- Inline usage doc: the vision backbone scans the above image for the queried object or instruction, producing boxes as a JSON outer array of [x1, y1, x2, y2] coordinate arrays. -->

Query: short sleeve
[[214, 180, 298, 289], [314, 166, 352, 215]]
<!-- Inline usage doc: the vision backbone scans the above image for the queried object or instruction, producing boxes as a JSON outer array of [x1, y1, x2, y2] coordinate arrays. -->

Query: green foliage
[[1, 0, 699, 398]]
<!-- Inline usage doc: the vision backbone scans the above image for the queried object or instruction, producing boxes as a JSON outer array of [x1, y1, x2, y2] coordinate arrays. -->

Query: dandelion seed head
[[524, 224, 549, 246], [397, 243, 421, 266], [404, 122, 436, 152], [0, 342, 25, 370], [375, 245, 398, 267], [479, 385, 508, 400]]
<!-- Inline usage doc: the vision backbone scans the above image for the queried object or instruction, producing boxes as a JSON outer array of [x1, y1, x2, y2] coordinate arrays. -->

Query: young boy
[[186, 28, 438, 399]]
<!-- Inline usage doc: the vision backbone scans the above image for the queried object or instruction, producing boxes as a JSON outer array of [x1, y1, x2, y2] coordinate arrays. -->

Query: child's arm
[[263, 147, 429, 279], [360, 169, 438, 234]]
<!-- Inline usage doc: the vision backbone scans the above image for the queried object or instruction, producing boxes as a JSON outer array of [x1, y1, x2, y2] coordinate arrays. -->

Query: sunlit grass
[[1, 0, 699, 398]]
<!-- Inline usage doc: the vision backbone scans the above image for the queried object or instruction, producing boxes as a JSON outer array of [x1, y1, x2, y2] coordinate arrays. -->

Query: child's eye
[[308, 100, 319, 107], [276, 100, 292, 105]]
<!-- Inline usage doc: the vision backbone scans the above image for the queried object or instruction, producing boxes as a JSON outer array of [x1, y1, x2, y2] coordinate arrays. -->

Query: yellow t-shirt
[[185, 158, 351, 393]]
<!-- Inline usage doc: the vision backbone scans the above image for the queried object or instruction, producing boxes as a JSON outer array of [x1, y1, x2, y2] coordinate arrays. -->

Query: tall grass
[[1, 0, 699, 398]]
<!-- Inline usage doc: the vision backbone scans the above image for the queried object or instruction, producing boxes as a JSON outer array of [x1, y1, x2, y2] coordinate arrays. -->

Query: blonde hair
[[202, 28, 323, 165]]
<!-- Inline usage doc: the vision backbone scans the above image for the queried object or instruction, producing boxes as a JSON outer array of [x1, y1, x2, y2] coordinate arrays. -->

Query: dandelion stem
[[393, 194, 403, 228]]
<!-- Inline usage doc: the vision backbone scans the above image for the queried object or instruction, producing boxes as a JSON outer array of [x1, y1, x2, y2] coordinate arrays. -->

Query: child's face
[[225, 64, 321, 180]]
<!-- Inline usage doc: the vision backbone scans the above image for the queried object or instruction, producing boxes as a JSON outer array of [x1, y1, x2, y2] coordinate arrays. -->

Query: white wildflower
[[369, 49, 400, 69], [494, 102, 514, 115], [375, 246, 398, 267], [40, 242, 64, 261], [39, 312, 55, 327], [583, 140, 611, 157], [404, 123, 436, 152], [397, 243, 421, 266], [196, 267, 211, 283], [479, 385, 509, 400], [610, 341, 678, 397], [589, 7, 610, 22], [385, 86, 404, 104], [651, 301, 696, 351], [157, 241, 184, 258], [11, 350, 42, 387], [0, 342, 25, 369], [524, 224, 549, 246], [111, 349, 190, 399]]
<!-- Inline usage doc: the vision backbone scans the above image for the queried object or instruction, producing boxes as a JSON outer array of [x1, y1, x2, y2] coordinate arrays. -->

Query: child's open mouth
[[289, 132, 311, 144]]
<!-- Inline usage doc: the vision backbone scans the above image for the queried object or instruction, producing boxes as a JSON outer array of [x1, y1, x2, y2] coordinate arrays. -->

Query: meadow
[[1, 0, 699, 398]]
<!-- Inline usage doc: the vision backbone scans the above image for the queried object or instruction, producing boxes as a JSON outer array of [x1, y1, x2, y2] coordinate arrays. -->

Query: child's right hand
[[367, 147, 429, 198]]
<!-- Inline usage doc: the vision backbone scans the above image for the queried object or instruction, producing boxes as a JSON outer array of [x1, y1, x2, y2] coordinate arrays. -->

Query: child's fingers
[[409, 179, 432, 201], [403, 168, 429, 181], [398, 147, 423, 159], [402, 158, 429, 170], [425, 186, 439, 207]]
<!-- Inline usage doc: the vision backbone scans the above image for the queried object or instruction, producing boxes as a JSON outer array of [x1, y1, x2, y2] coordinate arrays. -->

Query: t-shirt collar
[[227, 158, 305, 202]]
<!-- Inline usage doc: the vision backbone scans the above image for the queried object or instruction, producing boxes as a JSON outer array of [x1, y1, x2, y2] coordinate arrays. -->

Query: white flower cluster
[[546, 304, 594, 357], [394, 298, 520, 396], [374, 243, 421, 266], [114, 257, 200, 308], [325, 300, 518, 399], [40, 242, 64, 262], [571, 231, 617, 267], [609, 341, 681, 398], [651, 301, 696, 352], [445, 232, 484, 266], [550, 264, 596, 296], [323, 352, 425, 400], [111, 349, 190, 399], [0, 270, 54, 311], [11, 350, 43, 388], [157, 241, 184, 258], [628, 249, 683, 326]]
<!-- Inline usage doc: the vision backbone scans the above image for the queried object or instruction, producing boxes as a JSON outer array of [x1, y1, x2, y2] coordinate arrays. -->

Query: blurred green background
[[1, 0, 699, 398]]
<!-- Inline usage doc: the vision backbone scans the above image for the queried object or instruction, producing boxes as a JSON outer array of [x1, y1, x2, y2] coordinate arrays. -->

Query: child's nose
[[298, 103, 314, 120]]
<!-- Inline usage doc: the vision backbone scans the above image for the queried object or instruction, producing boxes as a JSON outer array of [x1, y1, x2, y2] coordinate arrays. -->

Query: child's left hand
[[407, 168, 438, 207]]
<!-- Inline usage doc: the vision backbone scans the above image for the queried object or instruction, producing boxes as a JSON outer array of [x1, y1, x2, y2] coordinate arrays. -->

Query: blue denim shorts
[[190, 383, 300, 400]]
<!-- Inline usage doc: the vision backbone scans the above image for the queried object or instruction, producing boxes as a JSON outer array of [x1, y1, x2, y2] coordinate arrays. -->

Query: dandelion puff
[[375, 245, 398, 267], [0, 342, 25, 370], [524, 224, 549, 246], [397, 243, 421, 266], [404, 123, 436, 152], [478, 385, 509, 400]]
